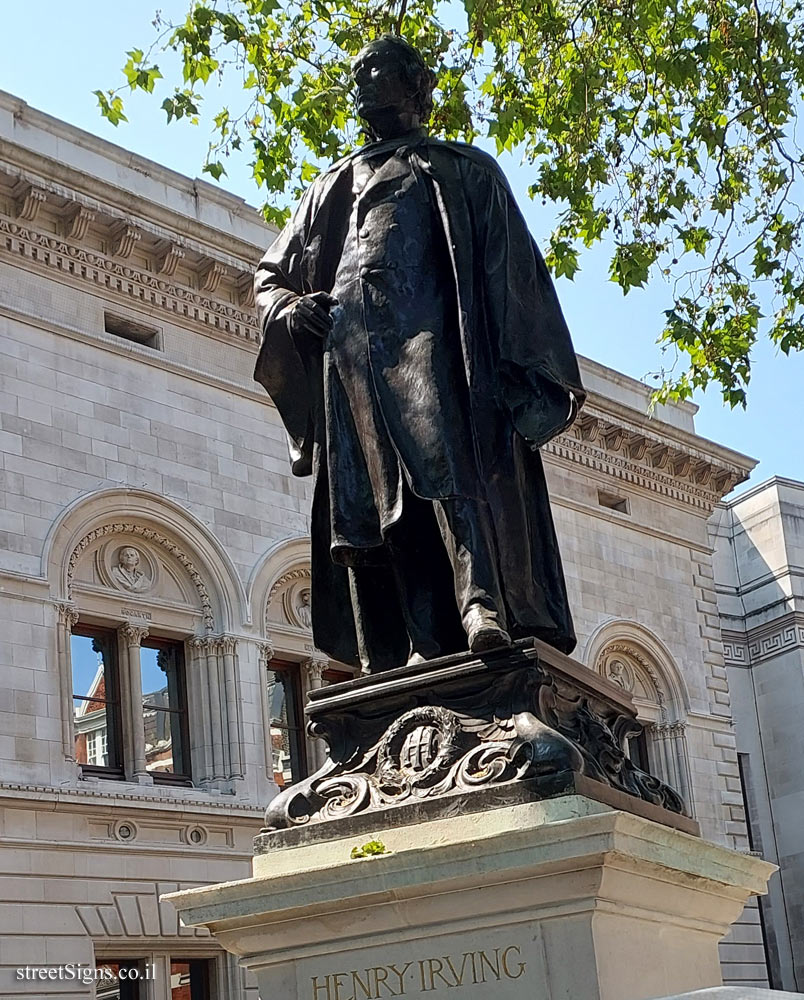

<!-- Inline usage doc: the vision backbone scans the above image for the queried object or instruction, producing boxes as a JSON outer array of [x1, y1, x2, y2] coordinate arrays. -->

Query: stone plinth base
[[166, 796, 774, 1000]]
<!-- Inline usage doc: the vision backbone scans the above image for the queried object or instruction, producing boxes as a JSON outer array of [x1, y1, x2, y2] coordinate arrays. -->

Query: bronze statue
[[255, 36, 585, 673]]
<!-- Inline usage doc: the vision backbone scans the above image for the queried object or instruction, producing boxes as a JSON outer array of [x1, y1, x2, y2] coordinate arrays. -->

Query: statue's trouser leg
[[346, 564, 411, 674], [432, 498, 508, 633]]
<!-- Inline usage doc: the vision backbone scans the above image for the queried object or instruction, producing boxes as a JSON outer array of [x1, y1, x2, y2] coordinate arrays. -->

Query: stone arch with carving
[[247, 535, 313, 635], [582, 618, 694, 811], [583, 618, 691, 722], [43, 488, 247, 633]]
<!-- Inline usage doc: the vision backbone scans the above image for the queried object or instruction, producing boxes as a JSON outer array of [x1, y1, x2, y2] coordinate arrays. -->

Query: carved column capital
[[56, 603, 80, 629], [218, 636, 238, 656], [120, 622, 149, 645], [256, 640, 275, 663], [189, 635, 217, 655], [304, 653, 329, 687]]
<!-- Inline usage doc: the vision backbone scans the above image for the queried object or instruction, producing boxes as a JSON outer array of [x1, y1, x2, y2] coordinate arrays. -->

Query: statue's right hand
[[289, 291, 339, 340]]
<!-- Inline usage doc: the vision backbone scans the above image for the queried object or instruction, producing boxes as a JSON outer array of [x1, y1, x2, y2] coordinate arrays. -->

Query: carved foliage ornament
[[67, 523, 214, 630], [262, 648, 686, 833]]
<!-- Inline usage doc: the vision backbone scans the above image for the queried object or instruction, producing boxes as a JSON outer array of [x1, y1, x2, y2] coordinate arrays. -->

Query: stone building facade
[[0, 89, 772, 998], [711, 478, 804, 991]]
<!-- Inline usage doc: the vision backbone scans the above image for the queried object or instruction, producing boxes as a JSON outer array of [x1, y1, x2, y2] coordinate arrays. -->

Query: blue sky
[[3, 2, 802, 491]]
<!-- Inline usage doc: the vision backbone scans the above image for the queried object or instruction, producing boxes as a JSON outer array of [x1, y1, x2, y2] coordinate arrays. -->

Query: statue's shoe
[[464, 605, 512, 653]]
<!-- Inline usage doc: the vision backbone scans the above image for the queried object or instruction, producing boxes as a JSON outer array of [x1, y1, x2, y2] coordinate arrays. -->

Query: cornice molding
[[0, 780, 262, 815], [0, 215, 261, 347], [0, 198, 749, 516], [547, 408, 749, 512], [0, 123, 270, 262]]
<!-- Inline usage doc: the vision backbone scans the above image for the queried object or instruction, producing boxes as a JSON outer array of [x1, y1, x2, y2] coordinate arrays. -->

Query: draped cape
[[254, 135, 586, 665]]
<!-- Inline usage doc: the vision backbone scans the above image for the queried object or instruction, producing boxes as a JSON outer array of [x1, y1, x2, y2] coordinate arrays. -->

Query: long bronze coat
[[254, 134, 586, 665]]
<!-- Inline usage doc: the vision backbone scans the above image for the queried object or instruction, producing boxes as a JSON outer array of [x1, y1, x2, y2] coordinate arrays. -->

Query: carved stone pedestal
[[166, 643, 776, 999], [166, 796, 775, 1000]]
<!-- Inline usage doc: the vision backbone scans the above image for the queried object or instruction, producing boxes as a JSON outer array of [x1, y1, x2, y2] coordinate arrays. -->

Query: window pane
[[170, 958, 210, 1000], [140, 646, 168, 706], [141, 645, 184, 711], [96, 961, 142, 1000], [266, 668, 304, 788], [74, 702, 110, 766], [71, 633, 112, 703], [144, 708, 187, 776], [140, 643, 189, 777], [627, 731, 650, 772], [72, 633, 119, 770]]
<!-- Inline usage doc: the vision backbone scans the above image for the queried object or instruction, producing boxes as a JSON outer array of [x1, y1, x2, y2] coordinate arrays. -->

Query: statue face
[[119, 547, 140, 571], [352, 41, 416, 121]]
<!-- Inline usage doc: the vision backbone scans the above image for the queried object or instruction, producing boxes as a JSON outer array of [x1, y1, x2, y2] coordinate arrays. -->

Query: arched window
[[48, 489, 246, 792], [587, 621, 694, 813], [250, 538, 357, 790]]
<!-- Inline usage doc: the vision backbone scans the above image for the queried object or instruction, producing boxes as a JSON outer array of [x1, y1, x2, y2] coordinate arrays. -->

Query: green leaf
[[94, 90, 127, 126], [202, 160, 227, 181]]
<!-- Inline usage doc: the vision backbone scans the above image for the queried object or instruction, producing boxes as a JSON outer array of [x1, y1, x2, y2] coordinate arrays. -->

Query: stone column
[[648, 722, 672, 787], [257, 641, 276, 778], [55, 603, 80, 762], [671, 721, 694, 814], [188, 636, 214, 788], [206, 638, 227, 781], [120, 623, 151, 783], [647, 721, 693, 816], [304, 654, 329, 770], [221, 636, 243, 781]]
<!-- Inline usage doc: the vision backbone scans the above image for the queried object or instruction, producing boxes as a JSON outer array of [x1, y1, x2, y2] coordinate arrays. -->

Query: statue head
[[352, 35, 436, 140], [118, 547, 140, 572]]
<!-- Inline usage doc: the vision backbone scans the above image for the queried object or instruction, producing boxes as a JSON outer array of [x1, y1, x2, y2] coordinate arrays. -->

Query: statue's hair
[[354, 35, 436, 122]]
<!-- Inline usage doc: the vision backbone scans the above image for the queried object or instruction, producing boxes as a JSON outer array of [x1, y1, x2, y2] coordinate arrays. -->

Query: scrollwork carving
[[262, 643, 686, 834]]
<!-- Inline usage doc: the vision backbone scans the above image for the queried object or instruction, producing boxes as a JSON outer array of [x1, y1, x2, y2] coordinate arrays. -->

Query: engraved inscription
[[309, 945, 527, 998], [121, 608, 152, 621]]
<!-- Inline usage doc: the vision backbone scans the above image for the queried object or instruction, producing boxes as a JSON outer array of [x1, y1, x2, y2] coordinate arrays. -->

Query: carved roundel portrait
[[604, 658, 635, 692], [281, 577, 312, 629], [96, 541, 158, 596]]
